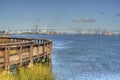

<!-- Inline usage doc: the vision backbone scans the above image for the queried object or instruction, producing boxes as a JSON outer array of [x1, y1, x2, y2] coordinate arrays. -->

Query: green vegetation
[[0, 62, 55, 80]]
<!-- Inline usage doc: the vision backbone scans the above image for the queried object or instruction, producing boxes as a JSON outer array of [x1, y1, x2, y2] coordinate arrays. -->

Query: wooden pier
[[0, 36, 52, 70]]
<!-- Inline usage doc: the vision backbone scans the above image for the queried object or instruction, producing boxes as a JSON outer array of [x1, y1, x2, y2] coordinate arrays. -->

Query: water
[[11, 34, 120, 80]]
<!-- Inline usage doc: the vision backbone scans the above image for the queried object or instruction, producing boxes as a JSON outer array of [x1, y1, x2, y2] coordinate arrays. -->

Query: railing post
[[43, 42, 45, 55], [29, 43, 33, 64], [4, 46, 10, 70], [28, 43, 33, 68], [46, 43, 48, 54], [18, 45, 22, 66], [48, 43, 50, 54], [37, 41, 39, 58], [50, 42, 52, 54]]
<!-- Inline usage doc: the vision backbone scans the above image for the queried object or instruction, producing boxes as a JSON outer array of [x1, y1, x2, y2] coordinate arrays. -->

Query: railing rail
[[0, 37, 52, 70]]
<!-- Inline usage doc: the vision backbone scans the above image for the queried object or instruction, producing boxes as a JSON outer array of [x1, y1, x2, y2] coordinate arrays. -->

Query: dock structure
[[0, 36, 52, 70]]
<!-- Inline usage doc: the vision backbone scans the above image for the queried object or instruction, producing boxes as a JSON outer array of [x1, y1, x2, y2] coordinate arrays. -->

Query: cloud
[[72, 18, 95, 22], [116, 14, 120, 16], [99, 12, 105, 14]]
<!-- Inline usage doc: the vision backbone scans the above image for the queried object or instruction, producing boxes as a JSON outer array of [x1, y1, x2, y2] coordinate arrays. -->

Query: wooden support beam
[[46, 43, 49, 54], [43, 43, 45, 55], [37, 40, 40, 59], [4, 46, 10, 70], [48, 43, 50, 54], [50, 42, 52, 54], [37, 44, 39, 58], [29, 44, 33, 64], [18, 45, 22, 66]]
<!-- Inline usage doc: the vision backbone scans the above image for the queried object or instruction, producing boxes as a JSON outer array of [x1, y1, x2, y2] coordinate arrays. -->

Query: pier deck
[[0, 36, 52, 70]]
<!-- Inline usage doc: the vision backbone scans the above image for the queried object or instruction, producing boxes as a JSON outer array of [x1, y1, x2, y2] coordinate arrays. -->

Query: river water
[[12, 34, 120, 80]]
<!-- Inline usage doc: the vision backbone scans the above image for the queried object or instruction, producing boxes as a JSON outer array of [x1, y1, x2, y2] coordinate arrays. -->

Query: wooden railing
[[0, 36, 52, 70]]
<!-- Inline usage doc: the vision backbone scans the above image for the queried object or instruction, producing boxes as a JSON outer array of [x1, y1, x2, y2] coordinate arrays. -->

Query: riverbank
[[0, 62, 55, 80]]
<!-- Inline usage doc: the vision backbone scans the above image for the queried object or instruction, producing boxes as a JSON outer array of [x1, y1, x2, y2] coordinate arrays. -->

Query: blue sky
[[0, 0, 120, 31]]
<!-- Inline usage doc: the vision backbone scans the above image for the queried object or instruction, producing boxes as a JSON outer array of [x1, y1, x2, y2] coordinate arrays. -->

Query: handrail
[[0, 37, 52, 46], [0, 36, 52, 70]]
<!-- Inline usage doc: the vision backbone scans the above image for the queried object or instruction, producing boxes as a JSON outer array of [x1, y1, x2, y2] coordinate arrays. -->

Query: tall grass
[[0, 62, 55, 80]]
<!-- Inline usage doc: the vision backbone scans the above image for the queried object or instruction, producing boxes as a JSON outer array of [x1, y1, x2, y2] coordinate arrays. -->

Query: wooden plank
[[29, 44, 33, 63], [0, 37, 52, 70], [4, 46, 10, 70], [19, 45, 22, 66]]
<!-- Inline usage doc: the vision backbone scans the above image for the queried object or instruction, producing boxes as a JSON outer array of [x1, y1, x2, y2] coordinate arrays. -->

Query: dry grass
[[0, 62, 55, 80]]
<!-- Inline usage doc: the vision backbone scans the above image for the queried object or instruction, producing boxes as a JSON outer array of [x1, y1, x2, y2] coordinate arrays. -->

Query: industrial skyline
[[1, 26, 120, 36]]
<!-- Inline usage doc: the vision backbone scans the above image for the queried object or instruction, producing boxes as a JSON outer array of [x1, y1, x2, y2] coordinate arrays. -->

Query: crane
[[34, 17, 40, 33]]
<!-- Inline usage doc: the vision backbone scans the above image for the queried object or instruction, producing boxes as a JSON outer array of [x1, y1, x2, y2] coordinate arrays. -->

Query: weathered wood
[[4, 46, 10, 70], [0, 37, 52, 70], [19, 45, 22, 66], [43, 43, 45, 55], [29, 44, 33, 64], [37, 44, 39, 58]]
